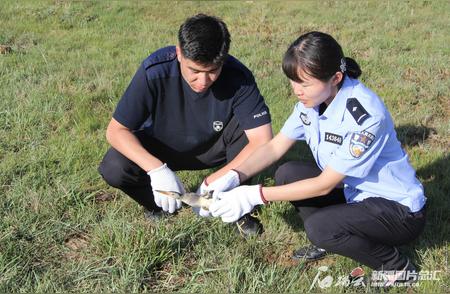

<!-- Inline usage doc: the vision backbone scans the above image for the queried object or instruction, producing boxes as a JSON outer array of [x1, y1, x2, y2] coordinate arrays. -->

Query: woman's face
[[289, 70, 342, 108]]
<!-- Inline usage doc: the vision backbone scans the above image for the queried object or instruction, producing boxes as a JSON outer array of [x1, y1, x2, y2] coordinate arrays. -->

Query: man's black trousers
[[98, 117, 248, 211], [275, 161, 426, 271]]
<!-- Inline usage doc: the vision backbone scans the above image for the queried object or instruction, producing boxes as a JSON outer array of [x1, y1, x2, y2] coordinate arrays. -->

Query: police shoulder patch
[[346, 98, 370, 125], [349, 130, 376, 158]]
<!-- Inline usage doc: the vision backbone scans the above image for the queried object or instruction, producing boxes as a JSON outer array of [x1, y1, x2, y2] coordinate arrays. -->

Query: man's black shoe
[[292, 244, 327, 261], [234, 214, 263, 237]]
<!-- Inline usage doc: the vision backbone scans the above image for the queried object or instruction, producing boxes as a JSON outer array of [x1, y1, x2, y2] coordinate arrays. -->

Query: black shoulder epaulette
[[346, 98, 371, 125]]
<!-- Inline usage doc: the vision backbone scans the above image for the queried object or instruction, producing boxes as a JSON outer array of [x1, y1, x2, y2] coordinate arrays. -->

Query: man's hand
[[194, 170, 241, 217], [147, 163, 185, 213], [210, 185, 264, 223]]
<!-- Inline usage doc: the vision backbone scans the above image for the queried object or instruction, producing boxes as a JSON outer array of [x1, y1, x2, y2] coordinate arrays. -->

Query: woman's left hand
[[210, 185, 264, 223]]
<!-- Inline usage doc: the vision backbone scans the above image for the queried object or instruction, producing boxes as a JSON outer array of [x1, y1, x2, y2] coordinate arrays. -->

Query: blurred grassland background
[[0, 0, 449, 292]]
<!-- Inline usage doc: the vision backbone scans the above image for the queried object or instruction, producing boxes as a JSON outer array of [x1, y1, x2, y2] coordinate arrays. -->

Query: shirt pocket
[[317, 128, 347, 167]]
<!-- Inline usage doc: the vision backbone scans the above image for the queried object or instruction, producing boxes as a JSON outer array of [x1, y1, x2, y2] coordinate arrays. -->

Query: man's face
[[176, 46, 222, 93]]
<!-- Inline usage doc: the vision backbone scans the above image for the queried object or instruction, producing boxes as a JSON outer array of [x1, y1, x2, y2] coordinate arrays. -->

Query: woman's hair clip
[[340, 58, 347, 73]]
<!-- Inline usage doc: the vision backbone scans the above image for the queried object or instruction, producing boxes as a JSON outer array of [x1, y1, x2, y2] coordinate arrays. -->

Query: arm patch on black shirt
[[346, 98, 371, 125]]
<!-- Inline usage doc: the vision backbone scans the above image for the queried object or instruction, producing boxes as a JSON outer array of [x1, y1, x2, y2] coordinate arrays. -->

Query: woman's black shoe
[[292, 244, 327, 261]]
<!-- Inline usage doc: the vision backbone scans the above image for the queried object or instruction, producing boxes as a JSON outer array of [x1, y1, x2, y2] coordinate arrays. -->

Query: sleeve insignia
[[349, 130, 375, 158]]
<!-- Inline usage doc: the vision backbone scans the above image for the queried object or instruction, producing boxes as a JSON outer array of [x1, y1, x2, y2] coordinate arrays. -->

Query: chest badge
[[299, 112, 311, 125], [325, 132, 343, 145], [213, 121, 223, 132]]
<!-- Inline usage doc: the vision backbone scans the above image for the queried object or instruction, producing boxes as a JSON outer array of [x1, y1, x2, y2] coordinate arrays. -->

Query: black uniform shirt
[[113, 46, 271, 153]]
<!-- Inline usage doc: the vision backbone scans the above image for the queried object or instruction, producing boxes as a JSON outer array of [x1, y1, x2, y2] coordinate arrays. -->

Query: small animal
[[155, 190, 214, 210]]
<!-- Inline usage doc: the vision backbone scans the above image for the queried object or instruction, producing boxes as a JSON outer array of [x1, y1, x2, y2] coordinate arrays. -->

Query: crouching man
[[98, 14, 272, 236]]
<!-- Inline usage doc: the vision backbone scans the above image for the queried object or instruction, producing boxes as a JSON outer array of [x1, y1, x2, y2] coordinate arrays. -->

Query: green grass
[[1, 0, 449, 292]]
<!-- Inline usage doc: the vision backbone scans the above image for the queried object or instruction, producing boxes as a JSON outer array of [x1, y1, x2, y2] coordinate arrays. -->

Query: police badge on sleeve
[[349, 130, 375, 158]]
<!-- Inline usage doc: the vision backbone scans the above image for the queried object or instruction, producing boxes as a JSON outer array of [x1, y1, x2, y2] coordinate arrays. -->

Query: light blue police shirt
[[280, 76, 426, 212]]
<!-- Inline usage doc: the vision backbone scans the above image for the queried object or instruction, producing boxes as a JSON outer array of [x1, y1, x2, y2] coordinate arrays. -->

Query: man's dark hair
[[178, 14, 230, 65], [282, 31, 362, 83]]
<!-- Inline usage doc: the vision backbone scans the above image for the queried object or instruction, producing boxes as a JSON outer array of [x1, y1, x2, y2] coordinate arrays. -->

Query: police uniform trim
[[349, 130, 375, 158], [299, 112, 311, 125], [346, 98, 370, 125]]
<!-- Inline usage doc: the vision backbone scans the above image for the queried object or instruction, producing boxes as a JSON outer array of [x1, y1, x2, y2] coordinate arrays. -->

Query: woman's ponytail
[[344, 57, 362, 79], [282, 32, 363, 82]]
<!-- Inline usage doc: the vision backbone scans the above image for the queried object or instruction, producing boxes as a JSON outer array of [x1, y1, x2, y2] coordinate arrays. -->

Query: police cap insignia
[[300, 112, 311, 125], [347, 98, 370, 125], [349, 130, 375, 158]]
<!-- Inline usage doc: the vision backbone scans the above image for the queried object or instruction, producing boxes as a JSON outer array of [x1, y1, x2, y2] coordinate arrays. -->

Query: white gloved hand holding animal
[[194, 170, 241, 217], [147, 163, 185, 213], [210, 185, 265, 223]]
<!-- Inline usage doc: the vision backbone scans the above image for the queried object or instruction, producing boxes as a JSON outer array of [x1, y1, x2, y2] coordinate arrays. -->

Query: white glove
[[192, 206, 212, 217], [206, 170, 241, 198], [193, 170, 241, 218], [196, 179, 209, 195], [147, 163, 185, 213], [210, 185, 265, 223]]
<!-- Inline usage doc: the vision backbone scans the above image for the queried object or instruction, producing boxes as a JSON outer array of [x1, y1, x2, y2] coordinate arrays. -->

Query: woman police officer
[[207, 31, 426, 284]]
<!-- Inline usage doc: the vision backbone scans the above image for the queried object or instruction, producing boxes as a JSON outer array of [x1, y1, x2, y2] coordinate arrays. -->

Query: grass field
[[1, 0, 449, 292]]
